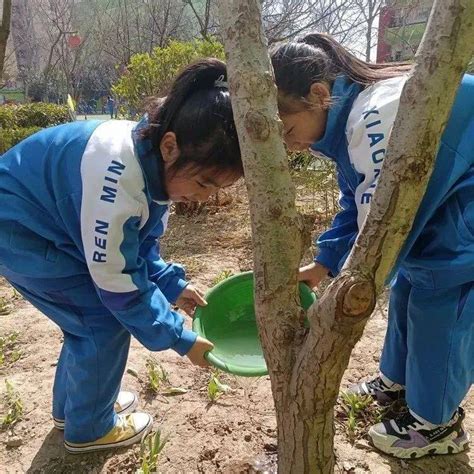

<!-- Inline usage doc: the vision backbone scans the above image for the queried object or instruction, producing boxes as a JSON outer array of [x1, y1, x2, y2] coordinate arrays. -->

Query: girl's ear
[[160, 132, 180, 164], [308, 82, 331, 109]]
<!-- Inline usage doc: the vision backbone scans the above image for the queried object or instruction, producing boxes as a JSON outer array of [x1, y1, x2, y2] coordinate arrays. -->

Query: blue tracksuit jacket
[[0, 118, 196, 355], [312, 74, 474, 289]]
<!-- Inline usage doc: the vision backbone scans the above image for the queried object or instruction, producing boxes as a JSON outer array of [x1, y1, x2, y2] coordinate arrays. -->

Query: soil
[[0, 187, 472, 473]]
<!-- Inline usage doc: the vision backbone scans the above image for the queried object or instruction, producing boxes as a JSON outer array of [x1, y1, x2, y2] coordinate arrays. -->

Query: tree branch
[[0, 0, 12, 78]]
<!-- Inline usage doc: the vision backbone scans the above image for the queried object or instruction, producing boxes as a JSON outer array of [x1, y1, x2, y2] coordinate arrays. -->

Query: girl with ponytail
[[272, 33, 474, 459], [0, 59, 242, 453]]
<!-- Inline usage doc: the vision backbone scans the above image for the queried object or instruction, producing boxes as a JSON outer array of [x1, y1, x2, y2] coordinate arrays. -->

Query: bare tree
[[8, 0, 190, 101], [10, 0, 39, 92], [0, 0, 12, 80], [90, 0, 187, 66], [34, 0, 88, 100], [183, 0, 217, 40], [184, 0, 368, 48], [353, 0, 382, 60], [217, 0, 473, 473], [263, 0, 359, 45]]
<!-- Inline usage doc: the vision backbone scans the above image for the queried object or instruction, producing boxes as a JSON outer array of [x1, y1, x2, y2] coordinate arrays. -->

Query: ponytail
[[141, 58, 242, 177], [271, 32, 412, 110], [145, 58, 228, 145], [300, 33, 411, 85]]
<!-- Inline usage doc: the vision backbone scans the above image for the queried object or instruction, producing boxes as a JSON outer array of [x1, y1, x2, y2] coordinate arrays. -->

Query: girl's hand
[[186, 336, 214, 367], [298, 262, 329, 290], [176, 284, 207, 317]]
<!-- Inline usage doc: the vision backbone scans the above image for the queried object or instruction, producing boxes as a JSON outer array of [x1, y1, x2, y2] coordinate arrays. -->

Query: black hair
[[142, 58, 242, 178], [271, 33, 412, 113]]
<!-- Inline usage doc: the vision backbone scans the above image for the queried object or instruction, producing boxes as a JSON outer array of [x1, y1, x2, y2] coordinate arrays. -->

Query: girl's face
[[160, 132, 238, 202], [279, 82, 330, 152]]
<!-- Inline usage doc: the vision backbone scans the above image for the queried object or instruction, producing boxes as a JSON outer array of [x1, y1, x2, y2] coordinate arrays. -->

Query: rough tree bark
[[217, 0, 474, 472], [0, 0, 12, 80]]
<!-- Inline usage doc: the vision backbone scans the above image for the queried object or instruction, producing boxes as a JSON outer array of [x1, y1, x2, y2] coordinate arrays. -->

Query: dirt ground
[[0, 188, 472, 473]]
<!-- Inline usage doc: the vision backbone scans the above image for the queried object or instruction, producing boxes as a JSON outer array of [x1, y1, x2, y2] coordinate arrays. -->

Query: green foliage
[[207, 370, 231, 402], [288, 151, 315, 171], [1, 380, 23, 429], [337, 391, 384, 443], [0, 103, 70, 129], [0, 127, 42, 154], [290, 152, 339, 224], [146, 357, 170, 394], [113, 38, 225, 109], [211, 269, 234, 286], [0, 102, 70, 153], [468, 57, 474, 73], [137, 429, 168, 474], [0, 332, 21, 366]]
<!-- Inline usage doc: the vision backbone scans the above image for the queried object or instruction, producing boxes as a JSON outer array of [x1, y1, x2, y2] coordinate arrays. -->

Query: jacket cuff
[[172, 327, 198, 356], [167, 278, 189, 304], [314, 247, 341, 278]]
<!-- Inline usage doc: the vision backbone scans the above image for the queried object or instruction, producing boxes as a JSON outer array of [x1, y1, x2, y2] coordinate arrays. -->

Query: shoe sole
[[53, 393, 139, 430], [64, 415, 153, 454], [371, 431, 470, 459]]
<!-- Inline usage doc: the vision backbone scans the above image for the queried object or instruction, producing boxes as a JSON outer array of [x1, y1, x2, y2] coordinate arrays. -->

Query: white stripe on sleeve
[[345, 75, 408, 229], [80, 120, 150, 293]]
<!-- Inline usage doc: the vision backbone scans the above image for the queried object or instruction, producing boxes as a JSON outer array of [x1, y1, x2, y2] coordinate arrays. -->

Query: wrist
[[313, 262, 329, 277], [172, 328, 197, 356]]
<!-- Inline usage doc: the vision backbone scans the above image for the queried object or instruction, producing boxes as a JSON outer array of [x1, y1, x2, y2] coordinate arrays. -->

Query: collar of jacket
[[310, 75, 363, 159], [132, 116, 170, 203]]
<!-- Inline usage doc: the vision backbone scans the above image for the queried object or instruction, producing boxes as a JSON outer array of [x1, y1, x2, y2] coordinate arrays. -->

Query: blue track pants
[[6, 275, 130, 443], [380, 273, 474, 424]]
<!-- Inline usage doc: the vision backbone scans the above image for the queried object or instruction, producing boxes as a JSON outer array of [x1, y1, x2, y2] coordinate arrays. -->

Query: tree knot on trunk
[[336, 272, 375, 320], [244, 110, 271, 141]]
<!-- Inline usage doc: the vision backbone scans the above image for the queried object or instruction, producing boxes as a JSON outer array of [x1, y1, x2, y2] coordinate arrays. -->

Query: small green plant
[[0, 297, 12, 316], [11, 289, 22, 301], [337, 391, 383, 442], [137, 429, 168, 474], [211, 269, 234, 286], [207, 370, 231, 402], [128, 362, 187, 397], [1, 380, 23, 429], [146, 357, 169, 394], [0, 332, 21, 366]]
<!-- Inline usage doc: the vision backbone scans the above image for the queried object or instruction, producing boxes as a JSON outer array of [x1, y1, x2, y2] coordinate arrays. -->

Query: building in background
[[377, 0, 433, 62]]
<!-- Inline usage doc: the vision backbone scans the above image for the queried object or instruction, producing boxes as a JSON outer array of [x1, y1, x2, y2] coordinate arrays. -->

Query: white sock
[[380, 372, 404, 390], [409, 409, 441, 429]]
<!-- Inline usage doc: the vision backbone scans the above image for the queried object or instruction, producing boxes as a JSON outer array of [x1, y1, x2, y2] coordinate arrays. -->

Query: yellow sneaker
[[64, 412, 153, 453], [53, 390, 138, 430]]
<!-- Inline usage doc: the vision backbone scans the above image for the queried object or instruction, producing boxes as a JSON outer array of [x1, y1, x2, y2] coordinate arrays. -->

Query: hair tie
[[148, 122, 160, 128], [214, 74, 228, 89]]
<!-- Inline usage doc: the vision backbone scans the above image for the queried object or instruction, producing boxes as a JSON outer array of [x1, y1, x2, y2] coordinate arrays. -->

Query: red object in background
[[377, 5, 394, 62], [68, 35, 82, 49]]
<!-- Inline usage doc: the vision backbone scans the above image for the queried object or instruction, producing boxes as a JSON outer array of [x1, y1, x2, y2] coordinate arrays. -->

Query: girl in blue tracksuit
[[271, 33, 473, 459], [0, 59, 241, 453]]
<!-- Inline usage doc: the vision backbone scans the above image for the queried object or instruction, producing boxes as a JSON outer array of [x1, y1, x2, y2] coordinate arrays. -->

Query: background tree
[[112, 38, 224, 110], [217, 0, 473, 472], [0, 0, 12, 81], [10, 0, 39, 94], [183, 0, 217, 41], [6, 0, 391, 105], [353, 0, 382, 60]]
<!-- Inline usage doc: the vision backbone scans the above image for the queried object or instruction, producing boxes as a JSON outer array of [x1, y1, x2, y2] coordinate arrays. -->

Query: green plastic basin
[[193, 271, 317, 377]]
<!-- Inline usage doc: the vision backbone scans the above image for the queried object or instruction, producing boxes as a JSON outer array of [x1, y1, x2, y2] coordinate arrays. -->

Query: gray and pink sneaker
[[347, 375, 405, 405], [369, 407, 470, 459]]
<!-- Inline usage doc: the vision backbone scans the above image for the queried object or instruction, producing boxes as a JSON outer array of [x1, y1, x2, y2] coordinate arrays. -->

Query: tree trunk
[[0, 0, 12, 80], [11, 0, 39, 87], [218, 0, 474, 472]]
